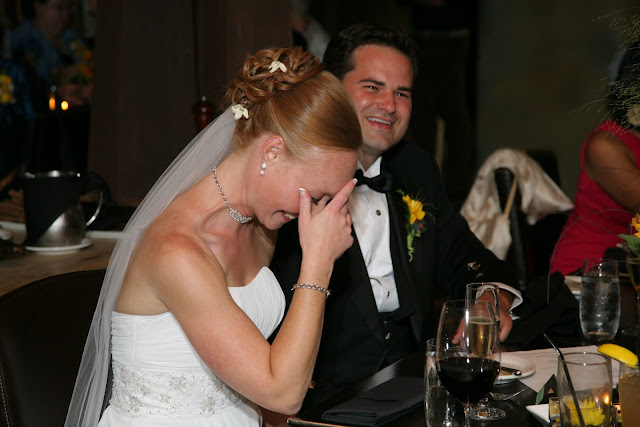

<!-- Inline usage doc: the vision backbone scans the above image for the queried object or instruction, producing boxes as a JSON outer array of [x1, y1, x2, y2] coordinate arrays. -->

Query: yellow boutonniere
[[0, 70, 16, 105], [402, 195, 426, 225], [398, 190, 434, 262]]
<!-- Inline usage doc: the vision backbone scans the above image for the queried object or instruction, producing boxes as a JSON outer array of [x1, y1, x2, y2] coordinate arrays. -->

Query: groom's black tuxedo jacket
[[269, 140, 516, 406]]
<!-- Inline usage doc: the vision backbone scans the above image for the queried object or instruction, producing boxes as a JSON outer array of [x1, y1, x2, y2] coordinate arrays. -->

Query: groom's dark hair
[[322, 23, 418, 81]]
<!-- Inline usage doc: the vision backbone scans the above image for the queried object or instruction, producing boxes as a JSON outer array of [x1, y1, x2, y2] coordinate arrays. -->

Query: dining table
[[281, 277, 639, 427], [0, 221, 119, 296], [289, 351, 546, 427]]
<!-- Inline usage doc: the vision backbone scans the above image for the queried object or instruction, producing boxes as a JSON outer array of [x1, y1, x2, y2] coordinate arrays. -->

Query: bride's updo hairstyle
[[222, 47, 362, 159]]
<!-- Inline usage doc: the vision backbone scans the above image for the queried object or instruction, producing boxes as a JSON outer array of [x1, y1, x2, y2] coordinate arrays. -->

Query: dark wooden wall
[[88, 0, 292, 206]]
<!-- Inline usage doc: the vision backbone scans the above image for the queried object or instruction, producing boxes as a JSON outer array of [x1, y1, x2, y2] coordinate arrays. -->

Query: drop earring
[[260, 162, 267, 176]]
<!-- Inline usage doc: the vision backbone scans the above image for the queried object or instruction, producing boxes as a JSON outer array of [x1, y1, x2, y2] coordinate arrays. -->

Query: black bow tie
[[354, 169, 393, 193]]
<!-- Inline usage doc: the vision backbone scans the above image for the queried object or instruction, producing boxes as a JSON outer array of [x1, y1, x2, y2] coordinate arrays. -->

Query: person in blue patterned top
[[10, 0, 92, 107], [0, 56, 35, 197]]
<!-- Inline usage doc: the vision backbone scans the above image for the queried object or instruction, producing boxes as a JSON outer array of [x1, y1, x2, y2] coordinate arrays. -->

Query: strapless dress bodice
[[98, 266, 285, 426]]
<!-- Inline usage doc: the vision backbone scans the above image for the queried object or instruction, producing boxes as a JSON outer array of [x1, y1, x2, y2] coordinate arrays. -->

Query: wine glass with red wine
[[465, 283, 506, 421], [435, 299, 501, 427]]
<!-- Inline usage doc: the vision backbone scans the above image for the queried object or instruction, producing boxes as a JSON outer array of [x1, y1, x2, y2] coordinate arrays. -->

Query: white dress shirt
[[349, 158, 523, 315], [349, 158, 400, 312]]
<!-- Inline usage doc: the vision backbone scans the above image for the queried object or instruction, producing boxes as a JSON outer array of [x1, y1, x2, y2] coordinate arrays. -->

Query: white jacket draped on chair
[[460, 148, 574, 260]]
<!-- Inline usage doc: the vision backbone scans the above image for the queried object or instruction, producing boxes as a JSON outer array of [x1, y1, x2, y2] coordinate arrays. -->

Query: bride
[[65, 47, 362, 426]]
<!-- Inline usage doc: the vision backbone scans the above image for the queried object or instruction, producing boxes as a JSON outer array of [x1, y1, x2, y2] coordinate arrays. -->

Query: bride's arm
[[149, 179, 355, 415]]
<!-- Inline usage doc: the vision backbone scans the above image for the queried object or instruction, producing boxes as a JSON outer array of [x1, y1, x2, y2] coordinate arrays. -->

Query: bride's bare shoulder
[[118, 227, 226, 314], [140, 224, 218, 269]]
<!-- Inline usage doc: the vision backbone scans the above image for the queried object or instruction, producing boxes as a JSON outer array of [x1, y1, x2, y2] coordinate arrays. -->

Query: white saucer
[[25, 238, 92, 255], [526, 404, 549, 426], [496, 354, 536, 384]]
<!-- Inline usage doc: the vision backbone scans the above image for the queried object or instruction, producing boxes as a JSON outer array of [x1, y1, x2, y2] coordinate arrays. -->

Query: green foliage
[[618, 233, 640, 257]]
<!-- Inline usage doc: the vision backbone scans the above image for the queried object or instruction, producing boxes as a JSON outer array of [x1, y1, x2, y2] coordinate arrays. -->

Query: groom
[[270, 23, 520, 408]]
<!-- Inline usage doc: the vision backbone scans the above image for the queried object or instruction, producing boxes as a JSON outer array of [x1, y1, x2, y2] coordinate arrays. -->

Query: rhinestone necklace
[[212, 167, 254, 224]]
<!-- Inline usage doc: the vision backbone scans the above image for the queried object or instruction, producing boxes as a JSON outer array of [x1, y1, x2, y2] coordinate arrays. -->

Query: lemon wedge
[[597, 343, 639, 367]]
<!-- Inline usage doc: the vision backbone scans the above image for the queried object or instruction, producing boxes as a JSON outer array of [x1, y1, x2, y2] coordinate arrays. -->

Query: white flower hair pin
[[231, 104, 249, 120], [627, 105, 640, 127], [269, 60, 287, 73]]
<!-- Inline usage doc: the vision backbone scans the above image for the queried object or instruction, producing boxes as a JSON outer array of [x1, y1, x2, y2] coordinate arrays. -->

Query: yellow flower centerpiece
[[618, 213, 640, 257], [398, 190, 434, 262], [563, 396, 607, 426]]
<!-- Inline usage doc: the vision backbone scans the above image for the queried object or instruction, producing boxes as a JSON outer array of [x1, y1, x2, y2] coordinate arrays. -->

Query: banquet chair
[[0, 269, 105, 427], [494, 167, 533, 291], [494, 165, 569, 293]]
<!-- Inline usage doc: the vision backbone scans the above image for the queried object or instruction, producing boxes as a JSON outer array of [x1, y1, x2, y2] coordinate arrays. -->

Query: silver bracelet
[[291, 283, 331, 298]]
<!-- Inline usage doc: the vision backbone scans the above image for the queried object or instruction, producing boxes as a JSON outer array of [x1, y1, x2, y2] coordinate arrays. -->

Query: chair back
[[0, 269, 104, 427], [494, 164, 569, 292], [494, 167, 533, 291]]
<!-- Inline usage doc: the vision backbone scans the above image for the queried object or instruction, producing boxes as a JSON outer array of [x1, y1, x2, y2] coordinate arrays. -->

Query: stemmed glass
[[465, 283, 506, 421], [435, 299, 501, 427]]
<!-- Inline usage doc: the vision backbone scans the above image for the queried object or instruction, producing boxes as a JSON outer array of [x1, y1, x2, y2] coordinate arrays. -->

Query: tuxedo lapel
[[383, 165, 422, 341], [336, 230, 386, 342]]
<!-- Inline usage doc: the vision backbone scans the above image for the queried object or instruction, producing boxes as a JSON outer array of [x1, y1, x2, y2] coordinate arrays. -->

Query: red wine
[[437, 356, 500, 404]]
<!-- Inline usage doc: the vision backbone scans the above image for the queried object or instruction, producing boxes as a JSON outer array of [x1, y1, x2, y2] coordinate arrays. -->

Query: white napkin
[[0, 227, 11, 240], [507, 345, 599, 393]]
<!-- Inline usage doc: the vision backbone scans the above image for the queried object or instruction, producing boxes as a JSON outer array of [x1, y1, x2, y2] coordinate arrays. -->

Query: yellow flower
[[619, 215, 640, 255], [402, 195, 425, 224], [67, 41, 94, 82], [0, 72, 15, 104], [632, 213, 640, 236], [564, 396, 606, 426], [398, 189, 433, 262]]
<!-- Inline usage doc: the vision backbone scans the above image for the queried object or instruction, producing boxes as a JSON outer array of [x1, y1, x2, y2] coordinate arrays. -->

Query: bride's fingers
[[309, 179, 355, 217], [317, 195, 331, 209], [297, 188, 311, 229], [326, 178, 357, 211], [310, 195, 331, 216]]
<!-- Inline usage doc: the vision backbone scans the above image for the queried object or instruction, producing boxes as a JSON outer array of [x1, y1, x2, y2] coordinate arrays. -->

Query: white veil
[[65, 109, 236, 426]]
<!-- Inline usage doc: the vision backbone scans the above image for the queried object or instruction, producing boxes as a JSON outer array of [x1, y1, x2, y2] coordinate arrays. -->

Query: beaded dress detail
[[98, 267, 285, 426]]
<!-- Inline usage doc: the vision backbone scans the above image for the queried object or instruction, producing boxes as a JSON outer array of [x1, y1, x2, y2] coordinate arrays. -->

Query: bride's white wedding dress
[[98, 267, 285, 426]]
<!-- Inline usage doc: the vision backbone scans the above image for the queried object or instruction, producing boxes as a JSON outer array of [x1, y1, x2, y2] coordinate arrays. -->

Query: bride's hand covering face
[[298, 177, 356, 269]]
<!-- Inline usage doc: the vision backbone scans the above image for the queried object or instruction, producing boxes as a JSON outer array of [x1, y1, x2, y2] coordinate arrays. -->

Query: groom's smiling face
[[341, 44, 413, 167]]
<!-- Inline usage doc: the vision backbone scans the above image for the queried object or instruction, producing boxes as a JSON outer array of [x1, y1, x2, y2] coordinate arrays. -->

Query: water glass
[[621, 256, 640, 337], [557, 352, 613, 427], [618, 362, 640, 426], [424, 338, 464, 426], [580, 259, 621, 343]]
